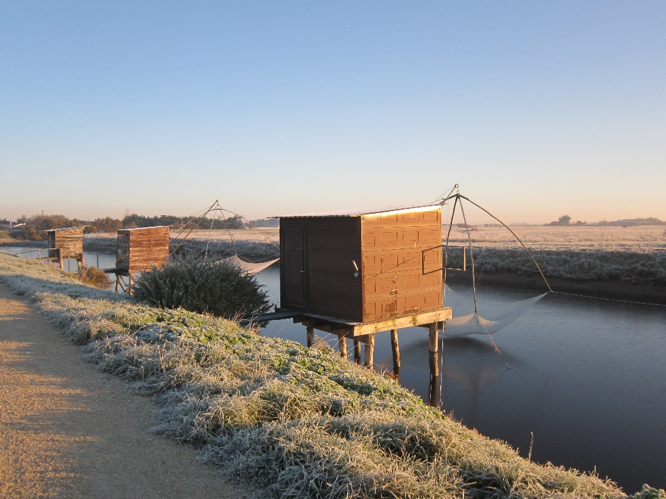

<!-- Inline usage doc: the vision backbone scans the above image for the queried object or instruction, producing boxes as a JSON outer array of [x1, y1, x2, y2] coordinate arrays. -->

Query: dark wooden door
[[281, 224, 306, 308]]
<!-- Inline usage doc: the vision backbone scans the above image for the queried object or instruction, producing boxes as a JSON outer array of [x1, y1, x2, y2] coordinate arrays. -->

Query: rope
[[216, 205, 280, 252], [167, 199, 281, 265], [551, 290, 666, 307], [215, 206, 239, 257], [170, 200, 219, 256], [442, 194, 553, 293], [204, 211, 216, 261], [442, 195, 459, 284], [431, 183, 460, 204], [458, 197, 479, 315]]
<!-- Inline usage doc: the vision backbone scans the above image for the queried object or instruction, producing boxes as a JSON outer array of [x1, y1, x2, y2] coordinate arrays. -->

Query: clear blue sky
[[1, 1, 664, 224]]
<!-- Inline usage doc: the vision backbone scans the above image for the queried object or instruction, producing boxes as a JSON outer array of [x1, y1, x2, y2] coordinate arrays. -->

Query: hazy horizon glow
[[1, 1, 664, 224]]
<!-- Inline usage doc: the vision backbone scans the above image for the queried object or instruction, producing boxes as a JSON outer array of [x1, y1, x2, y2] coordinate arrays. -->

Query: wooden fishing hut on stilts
[[275, 204, 452, 406], [109, 226, 170, 293], [45, 226, 87, 271]]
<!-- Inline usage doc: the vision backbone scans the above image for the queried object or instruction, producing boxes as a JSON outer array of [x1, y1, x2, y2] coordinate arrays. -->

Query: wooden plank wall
[[116, 226, 170, 274], [361, 208, 442, 322], [48, 227, 84, 259]]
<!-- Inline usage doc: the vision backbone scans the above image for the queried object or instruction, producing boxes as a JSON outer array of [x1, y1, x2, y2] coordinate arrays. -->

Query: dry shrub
[[76, 265, 112, 289]]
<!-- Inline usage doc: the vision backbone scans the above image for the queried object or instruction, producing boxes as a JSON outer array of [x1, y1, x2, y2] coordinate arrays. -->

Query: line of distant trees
[[547, 215, 587, 226], [2, 212, 267, 241], [547, 214, 666, 227]]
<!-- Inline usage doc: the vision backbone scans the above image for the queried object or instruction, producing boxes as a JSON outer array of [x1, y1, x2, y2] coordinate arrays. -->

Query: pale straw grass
[[1, 253, 662, 498]]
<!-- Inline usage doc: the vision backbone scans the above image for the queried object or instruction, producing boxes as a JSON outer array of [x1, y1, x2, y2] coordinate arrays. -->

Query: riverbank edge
[[3, 238, 665, 305], [1, 253, 657, 498], [446, 270, 666, 306]]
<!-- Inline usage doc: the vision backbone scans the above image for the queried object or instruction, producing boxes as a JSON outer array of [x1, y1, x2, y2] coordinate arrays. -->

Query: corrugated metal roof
[[273, 203, 441, 219], [117, 225, 171, 231], [44, 226, 88, 232]]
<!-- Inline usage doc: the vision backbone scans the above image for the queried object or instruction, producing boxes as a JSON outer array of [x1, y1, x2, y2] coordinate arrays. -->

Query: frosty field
[[82, 225, 666, 286]]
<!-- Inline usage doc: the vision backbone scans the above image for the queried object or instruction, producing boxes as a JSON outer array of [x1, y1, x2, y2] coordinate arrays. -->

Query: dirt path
[[0, 285, 258, 499]]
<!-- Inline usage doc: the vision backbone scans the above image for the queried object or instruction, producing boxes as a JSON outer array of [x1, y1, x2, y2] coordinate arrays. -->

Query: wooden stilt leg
[[354, 340, 362, 364], [390, 328, 401, 379], [306, 325, 314, 347], [338, 336, 347, 358], [364, 333, 375, 369], [428, 323, 440, 407]]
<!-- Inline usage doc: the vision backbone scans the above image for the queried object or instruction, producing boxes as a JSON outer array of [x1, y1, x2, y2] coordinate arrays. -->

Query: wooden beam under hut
[[294, 308, 451, 340], [428, 323, 440, 407], [294, 308, 452, 387], [104, 268, 134, 295], [390, 328, 400, 379]]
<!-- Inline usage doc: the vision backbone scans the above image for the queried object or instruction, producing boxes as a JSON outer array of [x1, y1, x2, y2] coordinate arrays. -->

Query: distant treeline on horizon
[[1, 212, 663, 242], [0, 213, 279, 241]]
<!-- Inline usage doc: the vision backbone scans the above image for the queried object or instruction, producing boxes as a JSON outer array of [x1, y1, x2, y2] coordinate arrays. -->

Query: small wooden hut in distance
[[116, 226, 170, 275], [46, 226, 86, 260], [277, 205, 443, 323]]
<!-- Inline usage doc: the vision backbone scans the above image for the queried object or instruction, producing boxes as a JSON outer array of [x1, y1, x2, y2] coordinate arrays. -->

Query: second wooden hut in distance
[[116, 226, 170, 275], [46, 226, 87, 269], [276, 204, 444, 323]]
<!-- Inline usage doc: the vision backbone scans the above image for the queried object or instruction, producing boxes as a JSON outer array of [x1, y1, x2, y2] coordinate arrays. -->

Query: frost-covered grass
[[443, 225, 666, 253], [447, 247, 666, 284], [83, 226, 666, 284], [2, 253, 663, 498], [444, 226, 666, 284]]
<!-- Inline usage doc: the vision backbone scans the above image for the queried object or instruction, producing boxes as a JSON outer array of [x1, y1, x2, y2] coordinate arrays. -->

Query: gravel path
[[0, 285, 257, 499]]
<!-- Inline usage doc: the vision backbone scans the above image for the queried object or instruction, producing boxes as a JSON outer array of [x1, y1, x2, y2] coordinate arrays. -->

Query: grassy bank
[[0, 253, 662, 498]]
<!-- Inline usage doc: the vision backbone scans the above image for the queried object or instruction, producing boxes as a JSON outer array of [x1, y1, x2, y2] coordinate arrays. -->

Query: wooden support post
[[428, 323, 440, 407], [115, 273, 120, 293], [338, 336, 347, 359], [306, 325, 314, 347], [353, 340, 362, 364], [390, 328, 401, 378], [364, 333, 375, 369], [57, 248, 64, 270]]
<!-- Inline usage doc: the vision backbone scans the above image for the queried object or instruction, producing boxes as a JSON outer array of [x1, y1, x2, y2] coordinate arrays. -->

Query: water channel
[[254, 265, 666, 493], [3, 248, 664, 492]]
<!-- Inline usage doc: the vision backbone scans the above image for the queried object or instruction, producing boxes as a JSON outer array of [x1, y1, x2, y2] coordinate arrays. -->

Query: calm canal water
[[4, 249, 664, 492], [255, 265, 666, 493]]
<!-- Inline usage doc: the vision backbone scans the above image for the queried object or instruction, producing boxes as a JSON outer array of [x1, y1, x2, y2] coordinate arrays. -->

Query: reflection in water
[[255, 265, 666, 493]]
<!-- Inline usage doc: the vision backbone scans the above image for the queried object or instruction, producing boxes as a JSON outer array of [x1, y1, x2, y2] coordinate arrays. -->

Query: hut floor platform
[[293, 308, 452, 342]]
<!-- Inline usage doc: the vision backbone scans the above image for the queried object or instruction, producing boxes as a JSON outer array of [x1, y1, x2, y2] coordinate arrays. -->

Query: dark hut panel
[[280, 217, 363, 321], [281, 223, 307, 308], [116, 226, 170, 274]]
